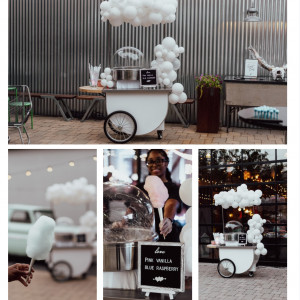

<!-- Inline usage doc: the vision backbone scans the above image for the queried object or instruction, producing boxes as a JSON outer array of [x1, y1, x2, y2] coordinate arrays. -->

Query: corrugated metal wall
[[9, 0, 287, 124]]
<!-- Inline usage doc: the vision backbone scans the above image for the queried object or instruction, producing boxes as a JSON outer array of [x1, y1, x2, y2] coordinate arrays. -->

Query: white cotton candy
[[144, 175, 169, 208], [79, 210, 97, 228], [26, 216, 56, 260]]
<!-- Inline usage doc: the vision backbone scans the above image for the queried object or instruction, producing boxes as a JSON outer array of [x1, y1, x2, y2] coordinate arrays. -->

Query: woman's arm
[[159, 198, 180, 237]]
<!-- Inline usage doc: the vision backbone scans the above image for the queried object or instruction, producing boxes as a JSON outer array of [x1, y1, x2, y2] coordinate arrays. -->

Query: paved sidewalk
[[8, 116, 285, 145], [199, 263, 286, 300], [8, 270, 96, 300]]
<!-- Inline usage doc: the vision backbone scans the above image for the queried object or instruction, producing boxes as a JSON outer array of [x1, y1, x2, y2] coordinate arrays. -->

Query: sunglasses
[[146, 158, 168, 167]]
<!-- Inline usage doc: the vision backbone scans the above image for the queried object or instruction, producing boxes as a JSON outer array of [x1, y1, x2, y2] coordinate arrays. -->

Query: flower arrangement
[[195, 74, 222, 99]]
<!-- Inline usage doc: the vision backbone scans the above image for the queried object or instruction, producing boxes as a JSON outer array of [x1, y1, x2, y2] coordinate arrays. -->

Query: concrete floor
[[8, 115, 286, 145], [199, 263, 287, 300]]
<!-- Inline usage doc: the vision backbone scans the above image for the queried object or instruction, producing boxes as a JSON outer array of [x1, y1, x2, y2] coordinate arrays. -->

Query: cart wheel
[[217, 259, 236, 278], [51, 261, 72, 282], [157, 130, 163, 139], [249, 271, 254, 277], [104, 111, 137, 143]]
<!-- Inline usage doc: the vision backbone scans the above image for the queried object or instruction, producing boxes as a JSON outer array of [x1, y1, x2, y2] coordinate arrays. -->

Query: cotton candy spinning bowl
[[103, 182, 157, 271]]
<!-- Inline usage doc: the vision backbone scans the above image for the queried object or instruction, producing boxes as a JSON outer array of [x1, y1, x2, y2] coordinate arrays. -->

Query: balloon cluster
[[214, 184, 262, 209], [247, 214, 268, 256], [179, 178, 192, 276], [100, 68, 114, 88], [100, 0, 178, 27], [151, 37, 187, 104], [46, 177, 96, 205]]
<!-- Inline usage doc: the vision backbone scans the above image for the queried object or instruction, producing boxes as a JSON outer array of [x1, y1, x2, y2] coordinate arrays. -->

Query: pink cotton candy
[[144, 175, 169, 208]]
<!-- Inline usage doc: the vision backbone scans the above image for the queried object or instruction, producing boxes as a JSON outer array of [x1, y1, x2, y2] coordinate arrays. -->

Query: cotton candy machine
[[224, 221, 244, 246], [112, 47, 144, 89], [103, 182, 158, 271]]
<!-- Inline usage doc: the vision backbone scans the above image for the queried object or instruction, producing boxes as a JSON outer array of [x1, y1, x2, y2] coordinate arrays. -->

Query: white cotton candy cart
[[46, 245, 94, 281], [103, 88, 171, 143], [207, 244, 260, 278]]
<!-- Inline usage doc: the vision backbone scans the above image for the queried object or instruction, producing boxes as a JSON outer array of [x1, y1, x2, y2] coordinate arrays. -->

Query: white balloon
[[163, 78, 171, 86], [151, 60, 158, 68], [185, 207, 192, 224], [149, 12, 163, 24], [161, 61, 173, 72], [123, 6, 137, 20], [168, 70, 177, 81], [107, 81, 114, 88], [100, 1, 111, 11], [100, 73, 106, 79], [178, 46, 185, 53], [255, 190, 263, 197], [255, 249, 261, 256], [156, 51, 163, 58], [257, 242, 264, 250], [106, 75, 112, 81], [162, 73, 168, 79], [172, 58, 181, 70], [261, 248, 267, 255], [178, 92, 187, 103], [101, 79, 107, 87], [180, 227, 192, 245], [154, 45, 163, 52], [166, 51, 176, 62], [131, 16, 142, 26], [168, 93, 179, 104], [110, 7, 121, 19], [172, 83, 184, 94], [179, 178, 192, 206], [162, 37, 176, 50]]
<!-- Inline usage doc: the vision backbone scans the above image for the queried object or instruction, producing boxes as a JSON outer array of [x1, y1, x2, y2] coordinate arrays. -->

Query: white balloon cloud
[[179, 178, 192, 276], [214, 184, 262, 209], [46, 177, 96, 205], [247, 214, 267, 255], [100, 0, 178, 27]]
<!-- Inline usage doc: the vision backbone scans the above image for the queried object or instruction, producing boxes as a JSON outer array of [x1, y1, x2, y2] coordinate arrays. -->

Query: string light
[[69, 161, 75, 167], [25, 171, 32, 176], [8, 175, 11, 180], [47, 167, 53, 173], [93, 156, 97, 161]]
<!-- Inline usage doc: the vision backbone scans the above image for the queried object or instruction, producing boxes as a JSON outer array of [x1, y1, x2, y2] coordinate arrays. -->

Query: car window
[[10, 211, 31, 223], [34, 210, 55, 220]]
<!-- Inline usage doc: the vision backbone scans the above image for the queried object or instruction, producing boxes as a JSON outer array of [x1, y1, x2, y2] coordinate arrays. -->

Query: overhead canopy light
[[244, 0, 262, 22]]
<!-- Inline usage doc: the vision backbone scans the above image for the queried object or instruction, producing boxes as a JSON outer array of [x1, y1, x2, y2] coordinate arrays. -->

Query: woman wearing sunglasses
[[138, 149, 183, 242]]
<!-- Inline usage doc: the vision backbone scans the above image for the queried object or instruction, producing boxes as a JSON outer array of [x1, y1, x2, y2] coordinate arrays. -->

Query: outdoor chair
[[8, 85, 33, 144]]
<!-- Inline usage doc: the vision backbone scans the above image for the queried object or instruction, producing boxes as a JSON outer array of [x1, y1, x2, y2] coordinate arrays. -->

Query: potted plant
[[195, 74, 222, 133]]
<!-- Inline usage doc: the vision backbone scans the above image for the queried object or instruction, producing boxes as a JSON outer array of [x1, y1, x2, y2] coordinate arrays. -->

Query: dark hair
[[146, 149, 172, 182]]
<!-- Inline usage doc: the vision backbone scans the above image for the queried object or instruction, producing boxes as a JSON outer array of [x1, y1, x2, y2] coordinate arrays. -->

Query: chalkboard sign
[[138, 241, 185, 295], [140, 69, 157, 87], [238, 233, 247, 245]]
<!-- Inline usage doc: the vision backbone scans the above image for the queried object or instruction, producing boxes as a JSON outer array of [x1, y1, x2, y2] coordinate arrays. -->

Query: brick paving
[[8, 116, 285, 145], [8, 270, 96, 300], [199, 263, 287, 300]]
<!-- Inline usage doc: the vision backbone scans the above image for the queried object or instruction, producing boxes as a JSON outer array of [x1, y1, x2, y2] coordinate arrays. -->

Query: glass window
[[277, 149, 287, 160]]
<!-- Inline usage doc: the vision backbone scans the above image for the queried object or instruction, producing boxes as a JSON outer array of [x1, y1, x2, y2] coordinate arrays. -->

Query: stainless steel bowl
[[112, 67, 141, 81], [224, 233, 239, 241]]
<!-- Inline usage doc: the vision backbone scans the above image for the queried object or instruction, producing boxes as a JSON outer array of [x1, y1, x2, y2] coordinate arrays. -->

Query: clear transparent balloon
[[224, 221, 244, 233], [103, 182, 157, 243]]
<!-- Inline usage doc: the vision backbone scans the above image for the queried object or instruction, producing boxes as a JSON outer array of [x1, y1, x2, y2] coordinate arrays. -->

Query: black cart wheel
[[104, 111, 137, 143], [157, 130, 163, 139], [51, 261, 72, 282], [249, 271, 254, 277], [217, 259, 236, 278]]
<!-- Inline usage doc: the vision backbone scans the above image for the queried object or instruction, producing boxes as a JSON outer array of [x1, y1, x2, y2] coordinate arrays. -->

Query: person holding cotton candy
[[137, 149, 183, 242]]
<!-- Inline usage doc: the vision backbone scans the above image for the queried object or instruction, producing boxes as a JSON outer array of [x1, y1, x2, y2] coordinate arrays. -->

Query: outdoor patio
[[8, 116, 285, 145], [199, 263, 287, 300]]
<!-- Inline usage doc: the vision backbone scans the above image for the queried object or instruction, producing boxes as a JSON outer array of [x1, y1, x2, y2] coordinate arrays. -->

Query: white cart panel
[[219, 247, 255, 274], [106, 91, 169, 135]]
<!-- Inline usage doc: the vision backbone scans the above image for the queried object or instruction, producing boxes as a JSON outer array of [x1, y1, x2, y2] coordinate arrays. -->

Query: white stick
[[158, 208, 166, 239], [26, 258, 35, 283]]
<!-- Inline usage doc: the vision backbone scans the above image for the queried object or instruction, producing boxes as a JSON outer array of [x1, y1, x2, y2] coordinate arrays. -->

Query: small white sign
[[245, 59, 258, 78]]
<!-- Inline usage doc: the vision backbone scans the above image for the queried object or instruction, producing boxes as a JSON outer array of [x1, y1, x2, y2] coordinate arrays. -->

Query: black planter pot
[[196, 87, 221, 133]]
